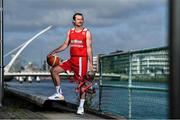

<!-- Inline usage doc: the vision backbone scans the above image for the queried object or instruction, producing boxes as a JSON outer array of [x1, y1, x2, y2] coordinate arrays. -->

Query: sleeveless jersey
[[69, 27, 88, 57]]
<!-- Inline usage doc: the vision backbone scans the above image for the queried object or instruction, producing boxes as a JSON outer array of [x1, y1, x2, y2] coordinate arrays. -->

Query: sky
[[4, 0, 168, 67]]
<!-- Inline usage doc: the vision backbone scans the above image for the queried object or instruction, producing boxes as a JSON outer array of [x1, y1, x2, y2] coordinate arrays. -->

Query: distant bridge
[[4, 71, 123, 82], [4, 72, 73, 77], [4, 72, 125, 78], [4, 72, 74, 82], [4, 72, 122, 77]]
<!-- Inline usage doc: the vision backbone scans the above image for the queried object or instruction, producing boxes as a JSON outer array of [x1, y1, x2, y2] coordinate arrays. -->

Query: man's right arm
[[49, 30, 70, 55]]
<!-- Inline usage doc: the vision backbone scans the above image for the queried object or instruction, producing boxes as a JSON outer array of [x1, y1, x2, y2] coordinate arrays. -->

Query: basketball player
[[48, 12, 93, 115]]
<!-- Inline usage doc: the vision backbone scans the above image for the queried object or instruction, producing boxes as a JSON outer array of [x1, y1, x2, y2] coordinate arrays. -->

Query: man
[[48, 12, 93, 115]]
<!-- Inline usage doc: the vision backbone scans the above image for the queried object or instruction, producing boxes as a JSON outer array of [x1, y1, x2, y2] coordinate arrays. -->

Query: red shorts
[[59, 57, 88, 80]]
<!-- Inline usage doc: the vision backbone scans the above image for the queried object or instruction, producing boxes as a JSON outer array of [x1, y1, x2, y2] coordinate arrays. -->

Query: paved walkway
[[0, 91, 105, 119]]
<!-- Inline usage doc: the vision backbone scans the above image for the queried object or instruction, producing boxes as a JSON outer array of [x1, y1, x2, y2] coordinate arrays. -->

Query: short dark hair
[[73, 12, 84, 21]]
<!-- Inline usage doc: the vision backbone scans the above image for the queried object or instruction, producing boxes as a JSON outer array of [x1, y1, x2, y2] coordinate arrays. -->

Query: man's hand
[[89, 63, 94, 73], [47, 51, 55, 58], [86, 69, 95, 81], [48, 51, 55, 56]]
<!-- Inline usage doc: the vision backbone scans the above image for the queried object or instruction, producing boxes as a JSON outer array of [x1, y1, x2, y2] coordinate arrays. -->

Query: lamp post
[[0, 0, 3, 107], [169, 0, 180, 118]]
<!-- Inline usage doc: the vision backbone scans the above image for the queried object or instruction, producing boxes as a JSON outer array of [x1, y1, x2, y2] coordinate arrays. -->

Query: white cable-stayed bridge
[[4, 25, 54, 82]]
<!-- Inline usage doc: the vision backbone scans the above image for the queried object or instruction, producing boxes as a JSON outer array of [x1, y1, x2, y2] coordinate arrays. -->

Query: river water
[[6, 79, 169, 119]]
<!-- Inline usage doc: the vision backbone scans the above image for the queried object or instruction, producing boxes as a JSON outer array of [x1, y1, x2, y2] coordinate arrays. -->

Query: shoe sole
[[77, 112, 84, 115], [48, 97, 64, 101]]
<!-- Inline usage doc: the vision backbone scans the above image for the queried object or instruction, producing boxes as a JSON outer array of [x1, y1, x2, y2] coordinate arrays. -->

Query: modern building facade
[[131, 47, 169, 75], [100, 47, 169, 76], [93, 56, 99, 73]]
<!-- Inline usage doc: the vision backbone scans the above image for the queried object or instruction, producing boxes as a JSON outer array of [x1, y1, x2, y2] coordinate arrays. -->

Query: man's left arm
[[86, 30, 93, 72]]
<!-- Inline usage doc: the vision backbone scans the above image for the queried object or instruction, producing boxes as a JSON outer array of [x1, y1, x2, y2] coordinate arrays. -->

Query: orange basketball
[[47, 54, 60, 67]]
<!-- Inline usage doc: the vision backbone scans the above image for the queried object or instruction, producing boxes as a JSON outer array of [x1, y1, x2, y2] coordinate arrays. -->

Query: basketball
[[47, 54, 60, 67]]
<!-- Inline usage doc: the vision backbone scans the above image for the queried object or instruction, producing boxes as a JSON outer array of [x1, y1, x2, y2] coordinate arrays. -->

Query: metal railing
[[98, 50, 169, 119]]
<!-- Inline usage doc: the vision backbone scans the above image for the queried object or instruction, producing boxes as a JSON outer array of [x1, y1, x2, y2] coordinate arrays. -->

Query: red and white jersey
[[69, 27, 88, 57]]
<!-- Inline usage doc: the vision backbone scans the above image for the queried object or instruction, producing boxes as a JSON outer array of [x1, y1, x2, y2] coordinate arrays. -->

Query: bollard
[[15, 76, 19, 81], [36, 76, 40, 82], [19, 76, 24, 83], [28, 76, 32, 83]]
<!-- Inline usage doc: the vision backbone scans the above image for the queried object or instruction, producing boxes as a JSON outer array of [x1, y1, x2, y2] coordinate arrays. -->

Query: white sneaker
[[77, 107, 84, 115], [48, 93, 64, 100]]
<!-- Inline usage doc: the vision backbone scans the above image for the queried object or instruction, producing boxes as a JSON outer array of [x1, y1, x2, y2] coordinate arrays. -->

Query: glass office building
[[100, 47, 169, 76]]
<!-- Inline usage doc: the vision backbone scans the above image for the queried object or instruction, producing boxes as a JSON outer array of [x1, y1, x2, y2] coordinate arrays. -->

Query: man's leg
[[77, 87, 86, 115], [80, 88, 86, 106], [48, 66, 65, 100], [50, 66, 64, 86], [72, 57, 87, 114]]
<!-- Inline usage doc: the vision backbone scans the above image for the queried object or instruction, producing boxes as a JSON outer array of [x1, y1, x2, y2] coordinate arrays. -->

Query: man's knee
[[50, 67, 52, 72], [50, 66, 64, 74], [50, 67, 55, 73]]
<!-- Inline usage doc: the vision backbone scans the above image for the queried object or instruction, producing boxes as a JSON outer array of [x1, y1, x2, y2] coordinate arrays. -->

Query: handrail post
[[98, 56, 102, 112], [128, 52, 132, 118]]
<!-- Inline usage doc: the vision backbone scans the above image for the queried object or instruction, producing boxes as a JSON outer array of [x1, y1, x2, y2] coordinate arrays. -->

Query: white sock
[[79, 99, 85, 108], [56, 86, 62, 95]]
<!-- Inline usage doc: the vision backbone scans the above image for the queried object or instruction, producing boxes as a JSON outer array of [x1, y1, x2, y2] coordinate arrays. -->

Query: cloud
[[4, 0, 167, 32], [4, 0, 168, 66]]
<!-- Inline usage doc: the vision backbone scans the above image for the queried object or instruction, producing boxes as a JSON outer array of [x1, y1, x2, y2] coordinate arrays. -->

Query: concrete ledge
[[5, 87, 125, 119], [5, 87, 47, 107]]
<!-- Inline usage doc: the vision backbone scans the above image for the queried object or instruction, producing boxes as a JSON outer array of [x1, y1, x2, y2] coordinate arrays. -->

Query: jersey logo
[[82, 32, 86, 35], [71, 40, 83, 44]]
